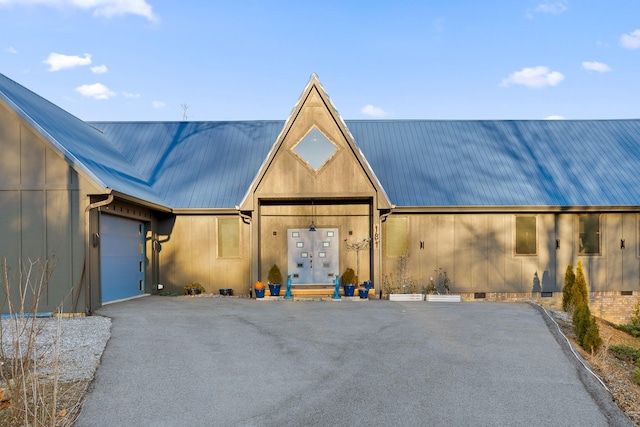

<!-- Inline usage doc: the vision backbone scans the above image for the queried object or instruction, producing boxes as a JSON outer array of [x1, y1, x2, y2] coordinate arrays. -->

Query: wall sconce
[[621, 239, 625, 249], [555, 239, 560, 249]]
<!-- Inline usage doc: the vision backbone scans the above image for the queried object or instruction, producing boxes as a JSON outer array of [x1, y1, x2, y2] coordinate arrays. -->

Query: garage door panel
[[101, 215, 145, 303]]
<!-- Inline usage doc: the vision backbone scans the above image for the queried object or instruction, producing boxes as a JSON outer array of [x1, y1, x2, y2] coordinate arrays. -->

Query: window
[[218, 218, 240, 258], [385, 216, 409, 257], [515, 216, 537, 255], [579, 215, 600, 255]]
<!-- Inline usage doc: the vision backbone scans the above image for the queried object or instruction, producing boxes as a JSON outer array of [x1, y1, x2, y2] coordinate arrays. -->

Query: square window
[[296, 242, 304, 248], [327, 231, 334, 237], [323, 241, 330, 247], [292, 231, 300, 237], [301, 252, 308, 258]]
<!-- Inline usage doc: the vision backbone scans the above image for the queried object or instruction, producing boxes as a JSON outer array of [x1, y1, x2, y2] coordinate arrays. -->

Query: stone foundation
[[456, 291, 639, 325]]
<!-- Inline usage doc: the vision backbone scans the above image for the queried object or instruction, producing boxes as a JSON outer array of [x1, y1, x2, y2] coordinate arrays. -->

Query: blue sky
[[1, 0, 639, 121]]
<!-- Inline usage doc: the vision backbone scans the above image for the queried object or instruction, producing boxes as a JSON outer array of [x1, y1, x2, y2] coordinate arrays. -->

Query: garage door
[[101, 214, 145, 303]]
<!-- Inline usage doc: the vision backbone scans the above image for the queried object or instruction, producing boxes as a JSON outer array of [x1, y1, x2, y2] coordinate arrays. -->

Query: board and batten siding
[[383, 213, 640, 294], [158, 214, 250, 294], [0, 100, 98, 312]]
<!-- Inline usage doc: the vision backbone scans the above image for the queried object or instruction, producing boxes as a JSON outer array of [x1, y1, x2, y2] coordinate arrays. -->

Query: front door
[[288, 228, 339, 284]]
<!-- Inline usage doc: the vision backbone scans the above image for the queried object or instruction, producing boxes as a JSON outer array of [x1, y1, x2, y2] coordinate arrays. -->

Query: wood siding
[[0, 100, 99, 312], [385, 213, 640, 294]]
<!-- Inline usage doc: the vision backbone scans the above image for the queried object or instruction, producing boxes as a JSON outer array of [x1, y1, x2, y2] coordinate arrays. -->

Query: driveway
[[75, 296, 630, 426]]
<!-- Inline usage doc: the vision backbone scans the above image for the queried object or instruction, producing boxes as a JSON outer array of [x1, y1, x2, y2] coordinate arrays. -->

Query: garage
[[100, 214, 146, 303]]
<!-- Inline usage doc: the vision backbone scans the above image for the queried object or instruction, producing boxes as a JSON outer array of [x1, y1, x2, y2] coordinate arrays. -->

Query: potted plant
[[359, 280, 373, 299], [254, 281, 265, 298], [184, 282, 205, 295], [341, 267, 356, 297], [267, 264, 283, 296]]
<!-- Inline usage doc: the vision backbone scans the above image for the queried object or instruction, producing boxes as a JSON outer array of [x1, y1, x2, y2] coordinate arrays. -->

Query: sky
[[1, 0, 639, 122]]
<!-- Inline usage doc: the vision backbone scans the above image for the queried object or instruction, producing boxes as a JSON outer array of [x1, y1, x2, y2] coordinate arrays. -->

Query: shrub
[[631, 297, 640, 325], [582, 316, 603, 353], [614, 324, 640, 338], [574, 261, 588, 308], [341, 267, 356, 285], [267, 264, 283, 284], [573, 303, 591, 344], [562, 263, 575, 312], [633, 368, 640, 385], [610, 345, 640, 363]]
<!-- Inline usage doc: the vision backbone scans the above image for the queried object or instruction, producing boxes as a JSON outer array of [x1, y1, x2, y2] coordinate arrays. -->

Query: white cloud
[[76, 83, 115, 99], [44, 52, 91, 71], [91, 64, 108, 74], [500, 66, 565, 89], [5, 46, 18, 53], [361, 104, 389, 118], [544, 115, 566, 120], [620, 29, 640, 49], [534, 1, 567, 14], [152, 101, 165, 109], [0, 0, 157, 21], [581, 61, 612, 73], [123, 91, 140, 98]]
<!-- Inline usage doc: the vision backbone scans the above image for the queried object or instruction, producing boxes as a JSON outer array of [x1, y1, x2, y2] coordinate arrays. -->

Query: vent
[[474, 292, 486, 299], [621, 290, 633, 296], [541, 292, 553, 298]]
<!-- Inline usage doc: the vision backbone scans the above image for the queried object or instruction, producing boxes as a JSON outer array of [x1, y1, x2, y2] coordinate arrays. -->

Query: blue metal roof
[[0, 73, 164, 206], [3, 72, 640, 210], [89, 122, 283, 209], [348, 120, 640, 207]]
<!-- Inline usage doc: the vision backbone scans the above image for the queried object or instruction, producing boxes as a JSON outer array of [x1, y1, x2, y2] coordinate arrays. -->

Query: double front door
[[288, 228, 339, 284]]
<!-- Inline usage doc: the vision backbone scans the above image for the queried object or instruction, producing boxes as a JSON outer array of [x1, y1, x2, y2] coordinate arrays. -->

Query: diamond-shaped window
[[292, 127, 338, 171]]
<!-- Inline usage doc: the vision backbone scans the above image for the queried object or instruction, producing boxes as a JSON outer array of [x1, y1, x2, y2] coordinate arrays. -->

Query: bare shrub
[[0, 257, 78, 427]]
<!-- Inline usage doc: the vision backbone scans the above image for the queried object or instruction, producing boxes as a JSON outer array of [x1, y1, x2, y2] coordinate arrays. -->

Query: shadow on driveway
[[75, 297, 630, 426]]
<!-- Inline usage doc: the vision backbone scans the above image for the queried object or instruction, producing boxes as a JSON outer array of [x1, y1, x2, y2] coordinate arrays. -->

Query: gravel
[[1, 315, 111, 383]]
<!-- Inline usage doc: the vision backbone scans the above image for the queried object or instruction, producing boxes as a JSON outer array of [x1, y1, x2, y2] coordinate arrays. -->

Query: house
[[1, 72, 639, 322]]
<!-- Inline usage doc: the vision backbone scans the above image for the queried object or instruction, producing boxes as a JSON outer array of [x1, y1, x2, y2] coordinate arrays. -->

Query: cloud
[[620, 29, 640, 49], [361, 104, 389, 118], [544, 115, 566, 120], [535, 1, 567, 14], [526, 1, 567, 18], [91, 64, 108, 74], [152, 101, 165, 109], [5, 46, 18, 53], [44, 52, 91, 71], [0, 0, 157, 21], [500, 66, 565, 88], [76, 83, 115, 99], [123, 91, 140, 99], [581, 61, 612, 73]]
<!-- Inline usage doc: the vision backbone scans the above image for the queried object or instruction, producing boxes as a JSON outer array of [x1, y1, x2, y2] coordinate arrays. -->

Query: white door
[[288, 228, 339, 285]]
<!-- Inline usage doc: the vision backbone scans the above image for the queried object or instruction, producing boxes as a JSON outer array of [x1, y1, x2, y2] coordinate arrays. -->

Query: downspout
[[84, 193, 114, 315], [237, 208, 253, 297]]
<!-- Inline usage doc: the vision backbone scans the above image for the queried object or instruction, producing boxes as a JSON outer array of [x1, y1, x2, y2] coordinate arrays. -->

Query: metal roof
[[348, 120, 640, 207], [89, 121, 283, 209], [3, 72, 640, 211], [0, 73, 164, 206]]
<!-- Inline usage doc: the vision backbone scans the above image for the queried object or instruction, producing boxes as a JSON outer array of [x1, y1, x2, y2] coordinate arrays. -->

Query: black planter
[[268, 283, 282, 296], [219, 288, 233, 296]]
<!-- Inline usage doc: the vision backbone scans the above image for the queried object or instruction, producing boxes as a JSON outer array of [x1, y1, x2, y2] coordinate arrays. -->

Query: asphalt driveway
[[75, 296, 630, 426]]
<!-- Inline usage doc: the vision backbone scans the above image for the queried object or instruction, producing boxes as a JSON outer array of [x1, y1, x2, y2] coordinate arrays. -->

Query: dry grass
[[553, 312, 640, 426]]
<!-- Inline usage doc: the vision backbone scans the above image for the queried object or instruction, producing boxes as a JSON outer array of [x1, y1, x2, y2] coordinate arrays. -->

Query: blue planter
[[268, 284, 281, 296], [358, 289, 369, 299], [343, 284, 356, 297], [255, 288, 265, 298]]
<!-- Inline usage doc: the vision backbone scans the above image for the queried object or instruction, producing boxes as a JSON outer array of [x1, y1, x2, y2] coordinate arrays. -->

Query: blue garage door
[[101, 215, 145, 303]]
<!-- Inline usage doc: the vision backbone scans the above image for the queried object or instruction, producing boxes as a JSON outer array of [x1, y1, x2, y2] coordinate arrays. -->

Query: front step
[[259, 286, 375, 299]]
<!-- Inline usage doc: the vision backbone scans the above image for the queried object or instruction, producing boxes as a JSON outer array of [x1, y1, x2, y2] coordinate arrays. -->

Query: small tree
[[267, 264, 283, 285], [574, 261, 588, 308], [573, 303, 591, 343], [341, 267, 356, 285], [582, 316, 603, 353], [562, 263, 575, 312]]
